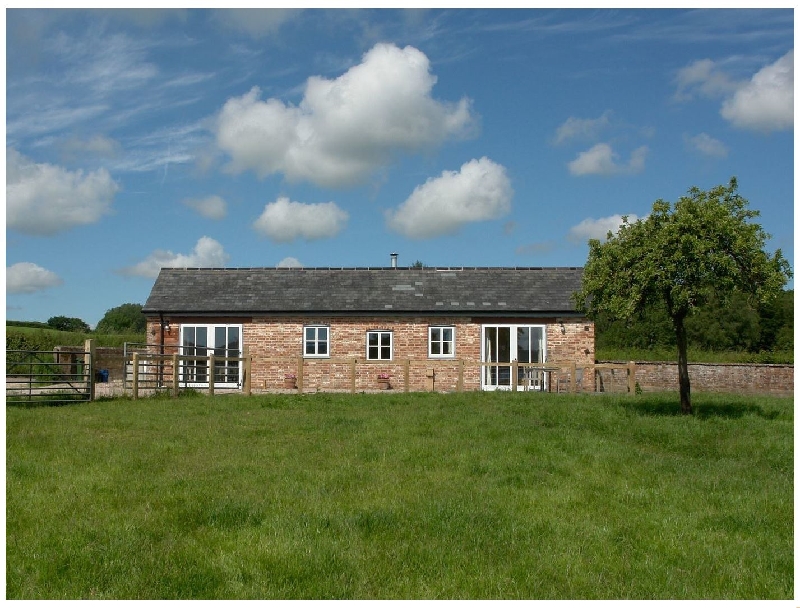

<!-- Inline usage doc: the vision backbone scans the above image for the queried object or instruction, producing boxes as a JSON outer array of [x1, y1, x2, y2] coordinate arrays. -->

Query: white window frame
[[428, 326, 456, 359], [179, 323, 243, 388], [304, 325, 330, 358], [366, 330, 393, 361]]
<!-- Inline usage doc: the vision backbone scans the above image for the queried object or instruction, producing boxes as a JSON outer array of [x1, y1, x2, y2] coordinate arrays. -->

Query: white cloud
[[277, 257, 304, 268], [568, 143, 648, 176], [253, 197, 348, 243], [568, 214, 643, 244], [553, 111, 612, 144], [214, 43, 477, 188], [7, 262, 63, 294], [386, 157, 513, 239], [516, 241, 555, 256], [60, 134, 121, 160], [674, 58, 739, 101], [6, 148, 119, 235], [119, 236, 230, 278], [685, 132, 728, 158], [720, 50, 793, 132], [214, 8, 302, 38], [183, 195, 227, 220]]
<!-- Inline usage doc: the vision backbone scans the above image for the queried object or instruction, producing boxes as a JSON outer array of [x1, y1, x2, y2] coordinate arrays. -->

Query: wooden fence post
[[243, 346, 251, 396], [511, 360, 518, 392], [570, 361, 577, 393], [132, 352, 139, 400], [350, 358, 357, 393], [404, 359, 410, 393], [208, 354, 215, 396], [457, 359, 464, 392], [628, 361, 637, 394], [297, 356, 304, 394], [84, 339, 95, 401], [172, 354, 179, 397]]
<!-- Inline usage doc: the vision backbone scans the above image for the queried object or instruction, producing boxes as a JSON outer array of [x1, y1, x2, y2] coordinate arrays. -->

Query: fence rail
[[6, 340, 94, 405], [121, 343, 639, 399], [5, 339, 640, 404]]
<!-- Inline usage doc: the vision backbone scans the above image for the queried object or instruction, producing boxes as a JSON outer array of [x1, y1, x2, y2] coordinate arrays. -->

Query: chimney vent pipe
[[390, 253, 398, 268]]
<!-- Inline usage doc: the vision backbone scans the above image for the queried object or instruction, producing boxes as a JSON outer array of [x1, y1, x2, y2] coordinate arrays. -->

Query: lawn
[[6, 391, 793, 599]]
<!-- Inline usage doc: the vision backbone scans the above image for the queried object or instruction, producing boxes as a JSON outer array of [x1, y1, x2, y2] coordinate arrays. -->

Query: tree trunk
[[674, 313, 693, 415]]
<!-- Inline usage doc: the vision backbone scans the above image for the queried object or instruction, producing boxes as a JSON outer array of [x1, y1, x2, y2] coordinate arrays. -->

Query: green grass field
[[6, 391, 793, 599]]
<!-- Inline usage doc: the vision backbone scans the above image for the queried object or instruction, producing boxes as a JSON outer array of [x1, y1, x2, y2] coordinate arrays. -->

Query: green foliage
[[578, 179, 791, 322], [95, 303, 146, 334], [578, 179, 792, 413], [47, 316, 91, 333], [6, 327, 144, 351], [596, 289, 793, 357], [6, 392, 793, 599], [7, 320, 51, 329]]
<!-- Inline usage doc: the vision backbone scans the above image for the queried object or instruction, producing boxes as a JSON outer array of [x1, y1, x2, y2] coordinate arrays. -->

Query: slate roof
[[142, 267, 584, 317]]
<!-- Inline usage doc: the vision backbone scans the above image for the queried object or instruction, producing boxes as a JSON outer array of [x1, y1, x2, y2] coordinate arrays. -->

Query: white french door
[[482, 324, 546, 390], [180, 324, 242, 387]]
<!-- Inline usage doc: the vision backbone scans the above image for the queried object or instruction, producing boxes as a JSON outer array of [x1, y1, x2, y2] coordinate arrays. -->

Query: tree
[[47, 316, 90, 333], [95, 303, 146, 334], [576, 179, 791, 414]]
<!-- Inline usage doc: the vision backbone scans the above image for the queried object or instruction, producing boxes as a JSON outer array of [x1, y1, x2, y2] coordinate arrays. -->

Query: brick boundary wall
[[599, 361, 793, 396], [54, 346, 127, 382]]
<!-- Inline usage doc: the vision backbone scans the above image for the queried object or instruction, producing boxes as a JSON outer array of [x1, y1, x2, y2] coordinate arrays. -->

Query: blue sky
[[5, 8, 794, 327]]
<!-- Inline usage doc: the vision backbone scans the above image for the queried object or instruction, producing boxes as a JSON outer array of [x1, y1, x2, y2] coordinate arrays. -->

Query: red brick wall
[[147, 316, 594, 392], [620, 362, 794, 395], [607, 361, 794, 396]]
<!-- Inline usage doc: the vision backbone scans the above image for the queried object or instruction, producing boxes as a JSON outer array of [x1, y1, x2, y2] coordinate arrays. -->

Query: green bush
[[6, 327, 145, 352]]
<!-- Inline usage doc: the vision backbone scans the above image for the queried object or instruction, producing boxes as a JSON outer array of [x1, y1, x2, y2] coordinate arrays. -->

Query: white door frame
[[481, 324, 547, 391], [179, 324, 243, 388]]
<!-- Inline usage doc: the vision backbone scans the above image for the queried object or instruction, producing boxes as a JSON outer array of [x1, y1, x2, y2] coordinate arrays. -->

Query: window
[[429, 326, 455, 358], [367, 330, 392, 360], [180, 324, 242, 386], [304, 325, 329, 357]]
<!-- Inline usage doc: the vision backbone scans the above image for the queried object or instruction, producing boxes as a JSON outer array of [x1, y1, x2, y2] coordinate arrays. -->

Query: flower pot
[[377, 379, 390, 390], [284, 378, 297, 389]]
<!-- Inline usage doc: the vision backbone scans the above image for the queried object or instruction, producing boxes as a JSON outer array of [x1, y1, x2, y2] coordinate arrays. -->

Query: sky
[[5, 8, 795, 327]]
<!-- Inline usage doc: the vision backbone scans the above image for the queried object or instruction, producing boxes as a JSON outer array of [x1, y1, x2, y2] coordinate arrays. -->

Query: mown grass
[[6, 391, 793, 599]]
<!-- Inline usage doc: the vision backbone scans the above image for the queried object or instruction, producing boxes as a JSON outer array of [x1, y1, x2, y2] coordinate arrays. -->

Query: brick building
[[141, 265, 593, 392]]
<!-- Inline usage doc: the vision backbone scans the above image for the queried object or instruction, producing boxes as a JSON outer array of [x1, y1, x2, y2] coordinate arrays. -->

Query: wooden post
[[349, 358, 357, 393], [297, 356, 304, 394], [243, 346, 251, 396], [511, 360, 518, 392], [84, 339, 95, 401], [132, 352, 139, 400], [404, 359, 410, 393], [172, 354, 179, 397], [570, 361, 577, 393], [208, 354, 215, 396], [457, 359, 464, 392], [628, 361, 637, 394]]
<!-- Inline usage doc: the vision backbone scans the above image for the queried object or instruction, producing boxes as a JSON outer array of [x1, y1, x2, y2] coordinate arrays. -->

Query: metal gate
[[6, 349, 93, 405]]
